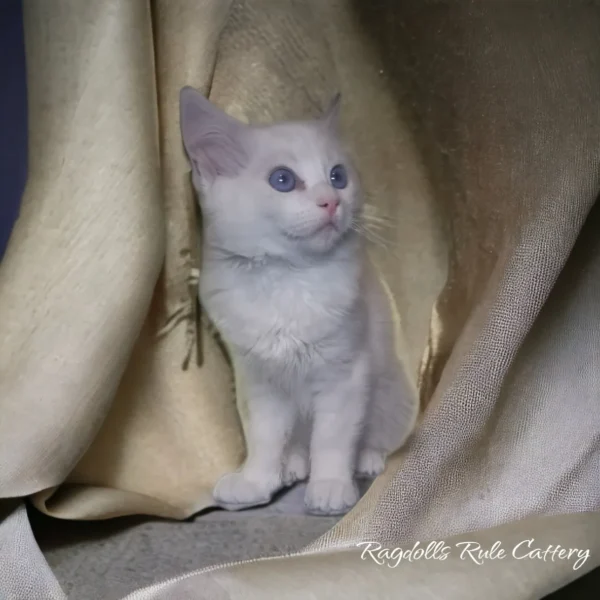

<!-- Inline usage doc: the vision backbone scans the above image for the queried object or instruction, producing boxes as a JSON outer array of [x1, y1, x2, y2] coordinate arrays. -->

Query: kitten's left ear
[[321, 93, 342, 131]]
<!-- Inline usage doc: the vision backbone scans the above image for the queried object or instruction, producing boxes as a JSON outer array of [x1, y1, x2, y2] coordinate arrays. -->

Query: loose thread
[[156, 267, 204, 370]]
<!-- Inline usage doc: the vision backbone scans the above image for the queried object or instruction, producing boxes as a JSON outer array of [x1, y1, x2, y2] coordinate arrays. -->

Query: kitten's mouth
[[317, 221, 338, 232], [317, 212, 346, 233]]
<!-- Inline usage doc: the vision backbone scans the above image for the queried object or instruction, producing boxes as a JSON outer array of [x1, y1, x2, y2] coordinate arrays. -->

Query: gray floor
[[30, 481, 369, 600]]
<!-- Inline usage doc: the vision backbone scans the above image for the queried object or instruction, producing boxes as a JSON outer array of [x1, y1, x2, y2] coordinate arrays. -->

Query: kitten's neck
[[202, 230, 363, 273]]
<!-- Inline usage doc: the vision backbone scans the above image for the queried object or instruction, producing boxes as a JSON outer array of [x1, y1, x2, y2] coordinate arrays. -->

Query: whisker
[[363, 216, 393, 229], [361, 203, 395, 229], [351, 218, 398, 253], [360, 220, 389, 233]]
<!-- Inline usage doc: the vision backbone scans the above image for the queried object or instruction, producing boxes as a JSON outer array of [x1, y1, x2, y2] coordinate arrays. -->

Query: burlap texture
[[1, 1, 599, 598]]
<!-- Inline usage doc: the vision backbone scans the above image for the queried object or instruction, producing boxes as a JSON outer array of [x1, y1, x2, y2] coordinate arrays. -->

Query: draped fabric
[[1, 1, 599, 598]]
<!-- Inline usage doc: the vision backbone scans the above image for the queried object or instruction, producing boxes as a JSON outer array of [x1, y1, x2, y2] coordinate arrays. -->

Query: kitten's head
[[179, 87, 362, 258]]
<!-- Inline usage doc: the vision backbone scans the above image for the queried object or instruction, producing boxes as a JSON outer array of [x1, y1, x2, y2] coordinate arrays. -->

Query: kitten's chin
[[293, 223, 353, 255]]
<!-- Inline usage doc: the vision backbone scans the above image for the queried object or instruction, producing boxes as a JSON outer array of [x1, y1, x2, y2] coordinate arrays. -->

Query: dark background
[[0, 0, 27, 260]]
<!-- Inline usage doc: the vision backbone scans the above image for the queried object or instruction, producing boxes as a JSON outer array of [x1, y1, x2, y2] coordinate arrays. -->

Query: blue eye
[[268, 167, 296, 193], [329, 164, 348, 189]]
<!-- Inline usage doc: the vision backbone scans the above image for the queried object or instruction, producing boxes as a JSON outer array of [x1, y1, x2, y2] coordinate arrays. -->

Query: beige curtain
[[1, 0, 599, 598]]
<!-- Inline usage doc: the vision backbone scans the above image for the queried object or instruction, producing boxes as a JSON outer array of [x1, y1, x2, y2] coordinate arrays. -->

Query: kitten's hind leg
[[356, 447, 386, 479], [282, 445, 309, 486], [356, 373, 418, 479], [282, 420, 310, 486]]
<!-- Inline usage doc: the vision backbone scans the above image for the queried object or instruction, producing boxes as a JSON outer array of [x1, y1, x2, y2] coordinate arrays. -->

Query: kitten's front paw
[[356, 448, 386, 479], [213, 471, 280, 509], [282, 449, 309, 486], [304, 479, 359, 515]]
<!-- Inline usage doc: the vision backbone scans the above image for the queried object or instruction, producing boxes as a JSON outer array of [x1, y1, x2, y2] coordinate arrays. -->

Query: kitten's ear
[[321, 92, 342, 131], [179, 86, 248, 184]]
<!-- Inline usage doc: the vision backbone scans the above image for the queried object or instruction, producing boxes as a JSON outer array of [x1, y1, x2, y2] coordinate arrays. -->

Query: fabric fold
[[0, 502, 65, 600], [0, 0, 164, 499], [31, 0, 245, 522]]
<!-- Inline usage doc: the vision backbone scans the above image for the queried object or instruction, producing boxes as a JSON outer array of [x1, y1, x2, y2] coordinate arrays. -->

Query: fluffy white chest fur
[[200, 252, 362, 374]]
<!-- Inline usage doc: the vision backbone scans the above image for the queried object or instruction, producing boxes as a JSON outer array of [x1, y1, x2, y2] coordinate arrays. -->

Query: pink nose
[[318, 197, 340, 217]]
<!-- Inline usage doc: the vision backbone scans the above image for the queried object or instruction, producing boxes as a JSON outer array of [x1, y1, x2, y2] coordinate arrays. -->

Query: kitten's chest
[[201, 261, 358, 362]]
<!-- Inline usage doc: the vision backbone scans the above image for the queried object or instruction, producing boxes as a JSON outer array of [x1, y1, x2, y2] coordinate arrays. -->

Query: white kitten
[[180, 87, 417, 515]]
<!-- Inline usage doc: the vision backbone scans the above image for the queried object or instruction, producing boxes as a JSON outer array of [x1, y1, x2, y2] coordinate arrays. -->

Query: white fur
[[180, 88, 417, 515]]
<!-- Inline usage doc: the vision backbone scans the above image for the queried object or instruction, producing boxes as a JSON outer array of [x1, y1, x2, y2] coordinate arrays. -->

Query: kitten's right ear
[[321, 93, 342, 132], [179, 86, 248, 184]]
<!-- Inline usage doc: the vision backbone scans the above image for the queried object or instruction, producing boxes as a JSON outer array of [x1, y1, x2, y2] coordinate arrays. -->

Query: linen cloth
[[1, 1, 599, 598]]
